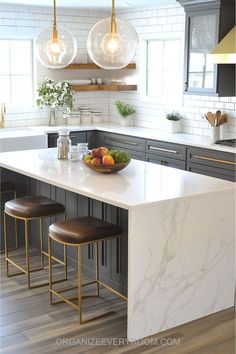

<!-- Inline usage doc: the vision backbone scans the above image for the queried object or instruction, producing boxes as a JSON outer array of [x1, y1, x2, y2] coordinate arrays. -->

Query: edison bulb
[[101, 32, 125, 56], [35, 26, 77, 69], [87, 17, 139, 69], [45, 38, 66, 64]]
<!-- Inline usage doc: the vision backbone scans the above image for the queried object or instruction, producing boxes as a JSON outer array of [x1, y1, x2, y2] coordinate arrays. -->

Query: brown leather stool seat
[[49, 217, 125, 324], [49, 217, 122, 245], [5, 196, 65, 219], [4, 196, 66, 289], [1, 181, 15, 193]]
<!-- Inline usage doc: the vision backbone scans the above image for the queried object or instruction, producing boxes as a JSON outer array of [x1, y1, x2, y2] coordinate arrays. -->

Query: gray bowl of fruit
[[83, 147, 131, 173]]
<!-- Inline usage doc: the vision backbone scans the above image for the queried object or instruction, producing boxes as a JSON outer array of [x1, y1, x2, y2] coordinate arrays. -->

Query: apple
[[91, 157, 102, 165], [92, 148, 100, 158], [102, 155, 115, 165], [97, 146, 109, 158]]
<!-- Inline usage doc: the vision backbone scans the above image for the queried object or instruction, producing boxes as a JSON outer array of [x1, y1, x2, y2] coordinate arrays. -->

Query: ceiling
[[1, 0, 175, 9]]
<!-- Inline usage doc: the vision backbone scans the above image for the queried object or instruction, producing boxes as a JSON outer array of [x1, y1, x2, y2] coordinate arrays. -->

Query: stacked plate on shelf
[[66, 79, 92, 85]]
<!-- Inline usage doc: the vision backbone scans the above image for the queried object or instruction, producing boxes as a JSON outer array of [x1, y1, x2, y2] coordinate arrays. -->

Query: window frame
[[140, 32, 185, 105], [0, 37, 36, 110]]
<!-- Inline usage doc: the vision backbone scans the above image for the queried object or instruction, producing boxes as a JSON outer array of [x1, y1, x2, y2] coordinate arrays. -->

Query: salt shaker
[[57, 129, 71, 160]]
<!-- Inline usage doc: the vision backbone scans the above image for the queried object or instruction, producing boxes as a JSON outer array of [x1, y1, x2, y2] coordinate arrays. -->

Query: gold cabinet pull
[[193, 155, 236, 166], [149, 146, 178, 154]]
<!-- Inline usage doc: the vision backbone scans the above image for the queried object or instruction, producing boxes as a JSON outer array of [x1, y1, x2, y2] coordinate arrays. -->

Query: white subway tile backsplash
[[0, 2, 235, 137]]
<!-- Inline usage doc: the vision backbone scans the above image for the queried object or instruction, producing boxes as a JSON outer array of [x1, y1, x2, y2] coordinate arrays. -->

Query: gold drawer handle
[[193, 155, 236, 166], [109, 138, 138, 146], [149, 146, 177, 154]]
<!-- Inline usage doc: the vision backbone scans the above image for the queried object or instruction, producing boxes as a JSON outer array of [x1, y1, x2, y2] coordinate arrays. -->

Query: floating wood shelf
[[66, 63, 136, 70], [71, 84, 137, 92]]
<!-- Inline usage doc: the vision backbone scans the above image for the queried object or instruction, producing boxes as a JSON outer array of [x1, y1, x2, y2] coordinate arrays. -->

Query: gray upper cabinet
[[177, 0, 235, 96]]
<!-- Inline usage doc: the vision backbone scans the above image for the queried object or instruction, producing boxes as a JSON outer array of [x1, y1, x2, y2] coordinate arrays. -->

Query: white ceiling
[[1, 0, 175, 9]]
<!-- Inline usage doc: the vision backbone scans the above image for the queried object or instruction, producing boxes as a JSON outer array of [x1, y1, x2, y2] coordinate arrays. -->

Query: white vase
[[120, 117, 132, 126], [167, 120, 181, 133], [210, 126, 220, 143]]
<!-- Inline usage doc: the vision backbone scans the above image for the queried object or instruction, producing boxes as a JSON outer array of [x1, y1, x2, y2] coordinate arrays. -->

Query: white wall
[[0, 2, 235, 139]]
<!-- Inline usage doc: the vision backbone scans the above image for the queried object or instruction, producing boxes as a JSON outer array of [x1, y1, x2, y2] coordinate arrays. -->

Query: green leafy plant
[[166, 111, 182, 121], [115, 100, 136, 119], [37, 78, 74, 110]]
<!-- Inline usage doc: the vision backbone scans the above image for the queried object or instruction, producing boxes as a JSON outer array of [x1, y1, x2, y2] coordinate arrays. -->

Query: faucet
[[0, 103, 6, 128]]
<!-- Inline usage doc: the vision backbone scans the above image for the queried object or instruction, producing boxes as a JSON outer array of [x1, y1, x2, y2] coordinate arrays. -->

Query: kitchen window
[[145, 37, 183, 103], [0, 39, 34, 108]]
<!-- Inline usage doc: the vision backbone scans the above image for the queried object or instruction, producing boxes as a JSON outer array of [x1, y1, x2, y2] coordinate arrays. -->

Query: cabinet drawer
[[106, 144, 145, 161], [187, 147, 236, 171], [146, 153, 186, 170], [187, 162, 235, 182], [146, 140, 186, 160], [101, 133, 145, 152], [48, 131, 87, 147]]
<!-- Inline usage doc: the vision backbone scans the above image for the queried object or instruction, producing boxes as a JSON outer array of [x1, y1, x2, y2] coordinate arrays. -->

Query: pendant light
[[87, 0, 139, 69], [35, 0, 77, 69]]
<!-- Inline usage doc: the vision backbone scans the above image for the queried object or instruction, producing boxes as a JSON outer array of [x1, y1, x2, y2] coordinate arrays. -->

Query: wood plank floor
[[0, 253, 235, 354]]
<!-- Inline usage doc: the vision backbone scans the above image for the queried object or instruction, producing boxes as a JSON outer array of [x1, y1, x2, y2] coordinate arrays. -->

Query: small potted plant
[[166, 111, 182, 133], [115, 100, 136, 126], [37, 78, 74, 126]]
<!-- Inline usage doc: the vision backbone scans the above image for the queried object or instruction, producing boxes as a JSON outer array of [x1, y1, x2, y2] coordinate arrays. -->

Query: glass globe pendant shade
[[35, 26, 77, 69], [87, 17, 139, 69]]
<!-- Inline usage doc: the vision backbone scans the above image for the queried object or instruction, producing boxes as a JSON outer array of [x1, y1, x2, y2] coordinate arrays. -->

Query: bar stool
[[1, 182, 17, 251], [49, 216, 126, 323], [4, 196, 66, 289]]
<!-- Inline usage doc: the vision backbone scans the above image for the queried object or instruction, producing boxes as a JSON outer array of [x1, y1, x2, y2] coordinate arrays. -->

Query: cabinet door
[[185, 10, 218, 94], [146, 154, 186, 170], [48, 132, 87, 148], [106, 144, 145, 161], [69, 131, 86, 145]]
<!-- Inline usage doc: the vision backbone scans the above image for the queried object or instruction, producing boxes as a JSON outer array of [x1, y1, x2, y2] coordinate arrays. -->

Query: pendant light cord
[[52, 0, 58, 40], [111, 0, 116, 33]]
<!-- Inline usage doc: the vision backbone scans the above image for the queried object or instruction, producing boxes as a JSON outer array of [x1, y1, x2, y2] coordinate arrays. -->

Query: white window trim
[[140, 32, 185, 105], [0, 37, 36, 111]]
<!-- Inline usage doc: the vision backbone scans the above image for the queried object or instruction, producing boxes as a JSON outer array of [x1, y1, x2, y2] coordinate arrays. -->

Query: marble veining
[[128, 191, 235, 340]]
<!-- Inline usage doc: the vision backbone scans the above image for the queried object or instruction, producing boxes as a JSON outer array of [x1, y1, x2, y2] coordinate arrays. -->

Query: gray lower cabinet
[[146, 154, 186, 170], [146, 139, 186, 170], [94, 131, 146, 161], [48, 131, 87, 147], [187, 147, 236, 182]]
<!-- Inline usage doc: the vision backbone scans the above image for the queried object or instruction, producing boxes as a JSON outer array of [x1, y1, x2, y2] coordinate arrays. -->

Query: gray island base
[[0, 148, 234, 341]]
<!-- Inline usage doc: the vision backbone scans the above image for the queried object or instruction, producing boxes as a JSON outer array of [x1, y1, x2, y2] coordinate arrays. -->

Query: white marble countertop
[[0, 127, 47, 139], [29, 123, 236, 154], [0, 148, 234, 210]]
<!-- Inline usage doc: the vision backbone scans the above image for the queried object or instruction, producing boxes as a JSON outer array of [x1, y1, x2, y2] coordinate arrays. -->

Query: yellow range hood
[[211, 25, 236, 64]]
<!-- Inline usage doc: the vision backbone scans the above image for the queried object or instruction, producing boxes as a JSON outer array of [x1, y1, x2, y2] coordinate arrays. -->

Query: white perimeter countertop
[[1, 123, 235, 153], [0, 148, 234, 210]]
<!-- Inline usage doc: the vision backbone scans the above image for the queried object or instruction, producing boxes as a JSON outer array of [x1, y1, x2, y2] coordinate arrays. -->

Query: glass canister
[[92, 111, 102, 124], [80, 108, 92, 125], [70, 146, 80, 161], [57, 129, 71, 160], [77, 142, 90, 160]]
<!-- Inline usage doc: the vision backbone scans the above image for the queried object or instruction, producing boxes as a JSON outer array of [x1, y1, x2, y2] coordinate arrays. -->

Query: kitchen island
[[0, 148, 235, 341]]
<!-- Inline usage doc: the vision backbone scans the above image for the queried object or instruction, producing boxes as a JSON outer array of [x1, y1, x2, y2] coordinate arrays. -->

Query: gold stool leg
[[49, 235, 53, 305], [25, 219, 30, 289], [64, 244, 67, 280], [39, 218, 44, 268], [77, 245, 82, 324], [4, 211, 9, 276], [96, 242, 100, 297], [13, 190, 18, 249]]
